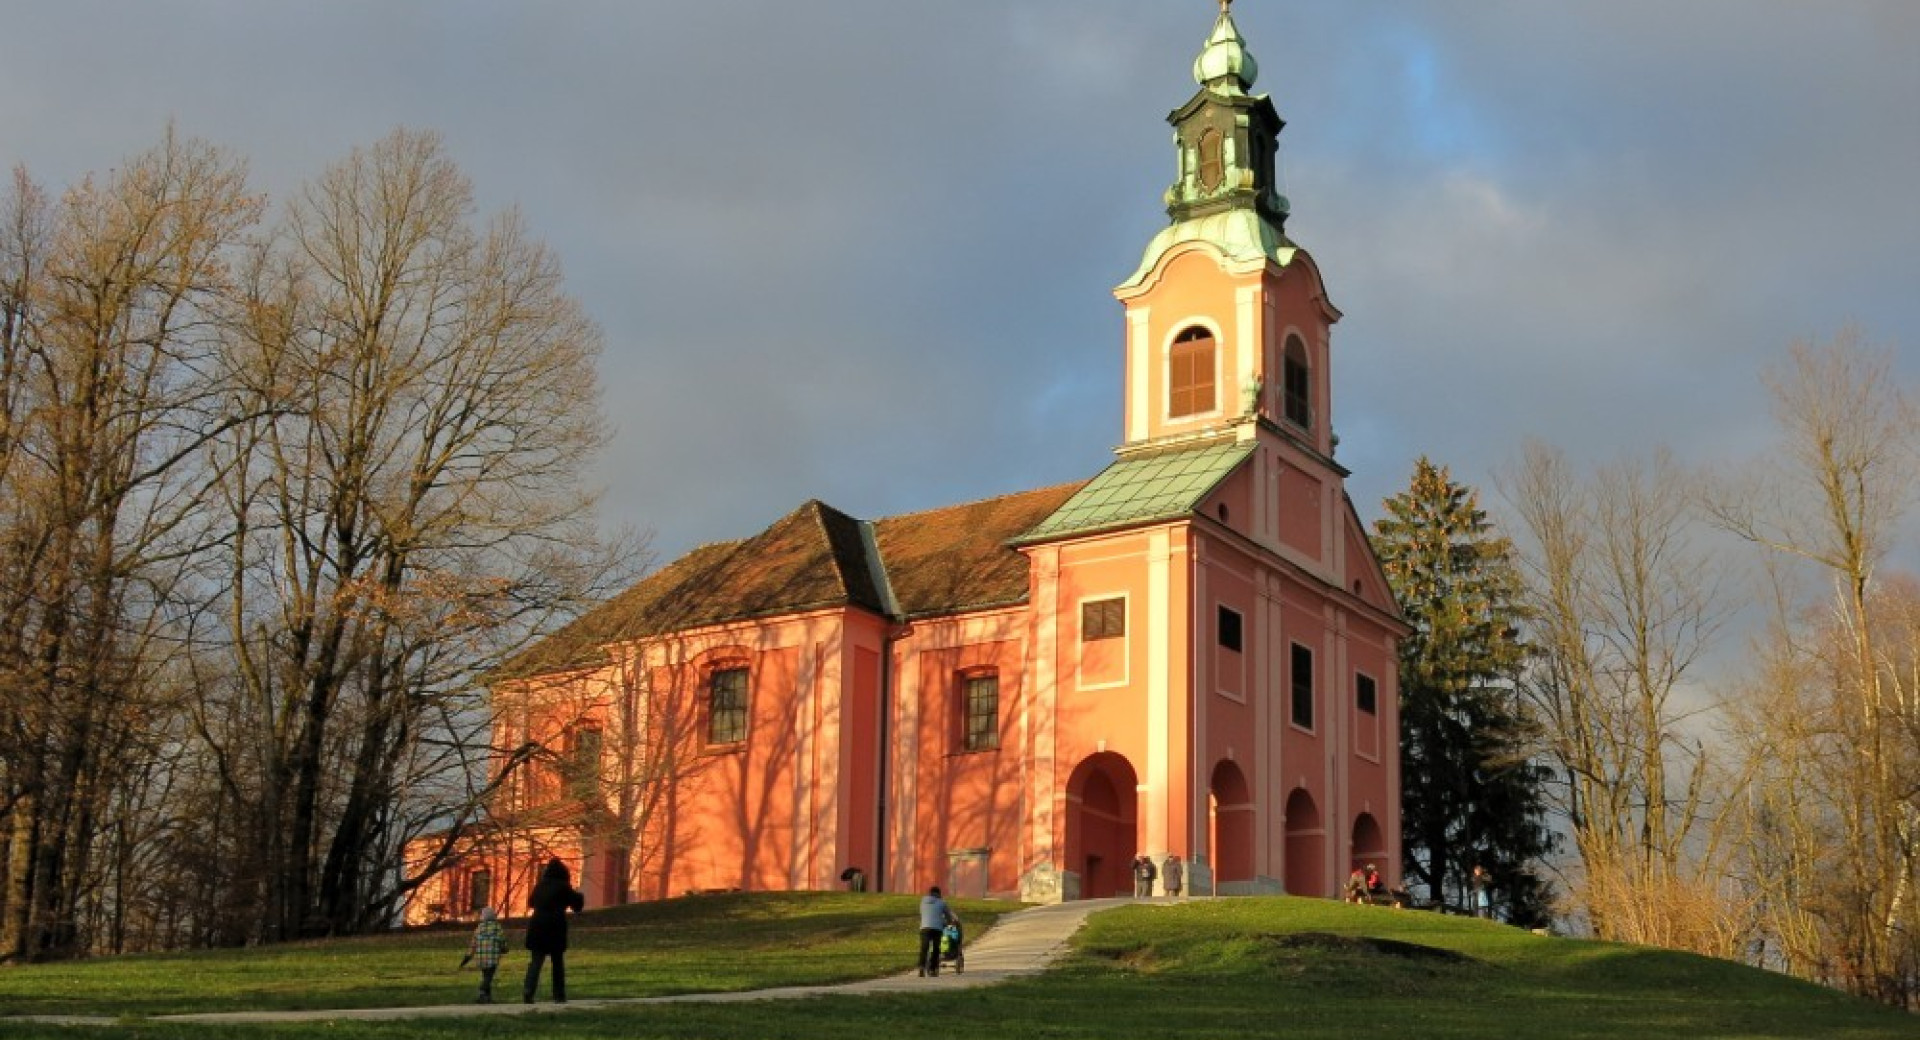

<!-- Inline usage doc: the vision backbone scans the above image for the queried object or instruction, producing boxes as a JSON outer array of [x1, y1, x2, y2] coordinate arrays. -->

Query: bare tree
[[1708, 330, 1920, 1004], [192, 127, 621, 940], [0, 133, 261, 961], [1503, 442, 1737, 952]]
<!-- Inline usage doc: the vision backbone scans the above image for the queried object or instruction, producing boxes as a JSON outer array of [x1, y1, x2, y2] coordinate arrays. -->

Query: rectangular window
[[564, 725, 603, 801], [709, 667, 748, 745], [962, 673, 999, 752], [1290, 643, 1315, 729], [603, 847, 630, 906], [1217, 605, 1243, 652], [1356, 673, 1377, 716], [1285, 363, 1310, 427], [1082, 597, 1126, 641], [1284, 338, 1312, 428], [468, 869, 491, 913]]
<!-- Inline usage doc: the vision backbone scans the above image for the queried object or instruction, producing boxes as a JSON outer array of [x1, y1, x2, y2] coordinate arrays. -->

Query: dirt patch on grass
[[1094, 930, 1482, 990], [1271, 931, 1475, 964]]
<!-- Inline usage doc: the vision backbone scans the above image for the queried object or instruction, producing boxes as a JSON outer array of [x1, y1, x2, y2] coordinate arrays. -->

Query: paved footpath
[[20, 897, 1138, 1027]]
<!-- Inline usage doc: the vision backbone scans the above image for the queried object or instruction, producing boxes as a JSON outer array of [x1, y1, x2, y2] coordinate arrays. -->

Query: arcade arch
[[1283, 788, 1326, 896], [1208, 760, 1255, 892], [1065, 752, 1139, 900]]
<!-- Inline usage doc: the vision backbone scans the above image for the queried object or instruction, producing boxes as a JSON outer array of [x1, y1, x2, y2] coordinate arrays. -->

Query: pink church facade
[[407, 8, 1405, 923]]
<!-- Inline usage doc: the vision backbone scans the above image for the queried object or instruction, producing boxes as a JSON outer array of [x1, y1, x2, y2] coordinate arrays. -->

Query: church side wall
[[402, 608, 901, 923], [887, 608, 1027, 898]]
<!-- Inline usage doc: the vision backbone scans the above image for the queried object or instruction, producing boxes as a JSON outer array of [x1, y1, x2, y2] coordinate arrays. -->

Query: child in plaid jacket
[[464, 907, 507, 1003]]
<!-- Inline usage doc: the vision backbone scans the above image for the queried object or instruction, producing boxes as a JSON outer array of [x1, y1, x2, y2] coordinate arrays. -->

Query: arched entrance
[[1209, 760, 1254, 892], [1065, 752, 1139, 899], [1283, 788, 1326, 896], [1350, 812, 1387, 876]]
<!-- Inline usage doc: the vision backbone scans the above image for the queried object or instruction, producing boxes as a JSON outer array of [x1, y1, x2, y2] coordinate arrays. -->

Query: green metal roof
[[1121, 207, 1296, 289], [1015, 439, 1254, 544], [1193, 5, 1258, 94]]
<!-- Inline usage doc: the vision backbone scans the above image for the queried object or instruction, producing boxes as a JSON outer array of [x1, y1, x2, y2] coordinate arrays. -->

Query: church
[[407, 5, 1406, 923]]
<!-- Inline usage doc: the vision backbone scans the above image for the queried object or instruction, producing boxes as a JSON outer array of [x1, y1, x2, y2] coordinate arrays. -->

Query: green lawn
[[3, 894, 1914, 1039], [0, 892, 1011, 1017]]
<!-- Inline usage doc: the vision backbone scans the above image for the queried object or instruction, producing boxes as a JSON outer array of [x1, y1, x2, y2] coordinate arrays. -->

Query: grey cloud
[[4, 0, 1914, 563]]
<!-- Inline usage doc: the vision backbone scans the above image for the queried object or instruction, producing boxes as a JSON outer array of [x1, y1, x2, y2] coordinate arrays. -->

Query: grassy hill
[[1, 893, 1912, 1039]]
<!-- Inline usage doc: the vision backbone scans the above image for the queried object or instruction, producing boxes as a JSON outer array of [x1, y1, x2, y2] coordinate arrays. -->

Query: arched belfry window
[[1170, 326, 1217, 418], [1197, 128, 1224, 193], [1283, 335, 1311, 429]]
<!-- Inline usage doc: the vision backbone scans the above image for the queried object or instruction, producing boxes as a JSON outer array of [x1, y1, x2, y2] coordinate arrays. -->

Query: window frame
[[1168, 325, 1218, 419], [1217, 604, 1243, 653], [1290, 642, 1315, 731], [1082, 596, 1127, 642], [1283, 334, 1311, 429], [707, 664, 750, 747], [1356, 672, 1378, 716], [468, 869, 491, 913], [959, 670, 1000, 753], [562, 724, 604, 802]]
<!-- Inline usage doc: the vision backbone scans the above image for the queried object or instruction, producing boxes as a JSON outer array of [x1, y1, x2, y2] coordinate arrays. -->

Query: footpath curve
[[22, 897, 1134, 1027]]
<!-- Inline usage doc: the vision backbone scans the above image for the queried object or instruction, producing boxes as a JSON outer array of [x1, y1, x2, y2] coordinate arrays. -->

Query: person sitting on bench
[[1343, 867, 1368, 904]]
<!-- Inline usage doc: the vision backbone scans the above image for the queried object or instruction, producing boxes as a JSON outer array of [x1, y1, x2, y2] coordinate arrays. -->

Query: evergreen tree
[[1374, 457, 1555, 925]]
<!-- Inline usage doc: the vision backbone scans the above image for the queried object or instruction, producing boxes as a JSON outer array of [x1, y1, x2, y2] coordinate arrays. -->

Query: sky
[[4, 1, 1917, 572]]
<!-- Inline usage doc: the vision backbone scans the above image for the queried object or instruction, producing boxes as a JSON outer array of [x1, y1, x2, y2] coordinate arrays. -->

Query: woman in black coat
[[522, 858, 585, 1003]]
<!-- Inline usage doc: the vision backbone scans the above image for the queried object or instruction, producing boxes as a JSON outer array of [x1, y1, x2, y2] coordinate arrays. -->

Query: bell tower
[[1114, 1, 1341, 462], [1016, 2, 1407, 907]]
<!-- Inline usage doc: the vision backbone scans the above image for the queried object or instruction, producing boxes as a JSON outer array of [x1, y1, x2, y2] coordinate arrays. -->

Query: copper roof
[[1015, 439, 1254, 544]]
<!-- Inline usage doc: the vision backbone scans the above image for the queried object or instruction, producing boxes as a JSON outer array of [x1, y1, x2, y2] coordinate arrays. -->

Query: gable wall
[[1187, 520, 1400, 897]]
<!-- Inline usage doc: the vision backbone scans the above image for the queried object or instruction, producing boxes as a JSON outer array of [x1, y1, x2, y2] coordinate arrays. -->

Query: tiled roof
[[874, 482, 1086, 619], [499, 483, 1087, 680], [1015, 439, 1254, 544], [498, 500, 884, 679]]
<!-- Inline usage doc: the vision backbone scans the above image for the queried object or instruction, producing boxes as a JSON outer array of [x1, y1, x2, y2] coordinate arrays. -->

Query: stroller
[[939, 920, 965, 973]]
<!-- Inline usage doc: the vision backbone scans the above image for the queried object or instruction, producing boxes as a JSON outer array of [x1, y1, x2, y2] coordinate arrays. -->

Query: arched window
[[1170, 326, 1216, 418], [1283, 335, 1311, 428]]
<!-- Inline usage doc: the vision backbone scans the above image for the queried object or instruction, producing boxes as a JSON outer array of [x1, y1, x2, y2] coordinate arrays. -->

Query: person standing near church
[[1133, 854, 1157, 897], [522, 858, 585, 1003], [1162, 854, 1184, 898]]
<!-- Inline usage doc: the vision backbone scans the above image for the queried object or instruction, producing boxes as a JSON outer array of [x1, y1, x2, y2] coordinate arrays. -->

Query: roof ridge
[[800, 498, 870, 607], [857, 519, 901, 619], [876, 480, 1091, 524]]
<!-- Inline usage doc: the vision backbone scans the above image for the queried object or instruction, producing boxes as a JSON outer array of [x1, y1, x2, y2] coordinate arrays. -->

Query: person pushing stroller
[[917, 886, 962, 977]]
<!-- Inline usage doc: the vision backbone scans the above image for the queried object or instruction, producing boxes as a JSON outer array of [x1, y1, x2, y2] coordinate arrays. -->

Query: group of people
[[1131, 853, 1184, 898], [462, 857, 585, 1004], [462, 859, 971, 1001], [1341, 861, 1494, 918], [1342, 862, 1388, 904]]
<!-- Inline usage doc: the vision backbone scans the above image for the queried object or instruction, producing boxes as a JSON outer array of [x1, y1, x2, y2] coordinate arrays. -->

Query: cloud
[[3, 0, 1914, 569]]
